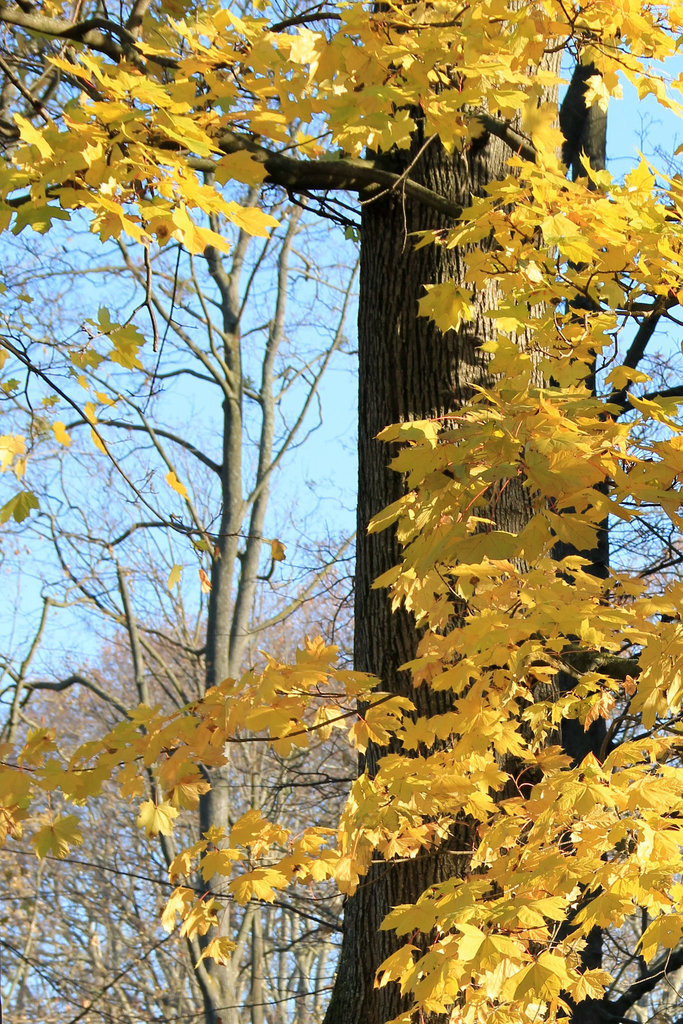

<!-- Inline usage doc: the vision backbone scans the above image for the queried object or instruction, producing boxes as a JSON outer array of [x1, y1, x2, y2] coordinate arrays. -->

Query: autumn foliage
[[3, 1, 683, 1023]]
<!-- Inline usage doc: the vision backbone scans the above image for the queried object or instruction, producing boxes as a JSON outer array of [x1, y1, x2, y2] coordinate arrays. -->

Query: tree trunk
[[554, 59, 609, 1024], [325, 53, 611, 1024], [323, 121, 540, 1024]]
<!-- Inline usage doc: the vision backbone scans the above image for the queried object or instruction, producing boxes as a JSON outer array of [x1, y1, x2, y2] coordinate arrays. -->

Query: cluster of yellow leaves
[[357, 376, 683, 1021], [4, 0, 683, 1021], [0, 637, 411, 913], [2, 0, 681, 255], [3, 0, 682, 480], [417, 156, 683, 377]]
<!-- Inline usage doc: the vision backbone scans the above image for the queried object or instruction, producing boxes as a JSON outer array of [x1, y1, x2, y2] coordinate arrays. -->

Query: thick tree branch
[[605, 945, 683, 1020], [192, 137, 467, 219], [612, 384, 683, 415], [473, 113, 537, 163], [608, 311, 663, 410], [20, 673, 130, 717], [0, 5, 135, 60]]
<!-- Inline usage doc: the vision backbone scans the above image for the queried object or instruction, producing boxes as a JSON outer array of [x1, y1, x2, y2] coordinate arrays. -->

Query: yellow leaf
[[0, 490, 39, 523], [91, 428, 107, 454], [136, 799, 179, 836], [198, 567, 212, 593], [228, 867, 289, 903], [224, 202, 279, 237], [215, 152, 268, 186], [167, 564, 182, 590], [180, 898, 219, 939], [53, 421, 72, 447], [569, 969, 613, 1003], [0, 435, 26, 470], [200, 848, 240, 881], [161, 886, 194, 932], [14, 113, 53, 157], [584, 74, 611, 113], [195, 937, 237, 968], [271, 538, 286, 562], [230, 808, 283, 848], [639, 914, 683, 964], [604, 366, 651, 391], [165, 470, 188, 498], [376, 943, 417, 988], [31, 814, 83, 858], [418, 283, 474, 332]]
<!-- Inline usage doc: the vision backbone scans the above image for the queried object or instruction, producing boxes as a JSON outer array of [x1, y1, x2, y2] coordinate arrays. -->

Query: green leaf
[[0, 490, 39, 523]]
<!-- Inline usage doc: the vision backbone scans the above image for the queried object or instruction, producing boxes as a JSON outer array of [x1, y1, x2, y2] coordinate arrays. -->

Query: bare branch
[[66, 417, 222, 476], [20, 673, 130, 717], [116, 564, 149, 706]]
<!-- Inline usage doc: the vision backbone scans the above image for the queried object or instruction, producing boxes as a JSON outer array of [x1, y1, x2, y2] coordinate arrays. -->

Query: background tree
[[0, 194, 356, 1022]]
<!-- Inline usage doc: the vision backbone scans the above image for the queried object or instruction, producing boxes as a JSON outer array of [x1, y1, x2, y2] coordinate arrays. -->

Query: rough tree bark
[[323, 114, 544, 1023], [324, 56, 611, 1024]]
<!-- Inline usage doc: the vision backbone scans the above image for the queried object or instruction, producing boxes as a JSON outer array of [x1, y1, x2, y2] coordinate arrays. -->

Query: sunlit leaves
[[13, 113, 53, 158], [161, 886, 219, 937], [31, 814, 83, 858], [229, 867, 289, 904], [0, 435, 26, 474], [418, 284, 474, 333], [639, 914, 683, 964], [3, 0, 683, 1019], [136, 799, 179, 836]]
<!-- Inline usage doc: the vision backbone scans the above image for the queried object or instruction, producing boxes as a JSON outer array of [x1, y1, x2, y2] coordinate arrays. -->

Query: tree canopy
[[3, 2, 683, 1024]]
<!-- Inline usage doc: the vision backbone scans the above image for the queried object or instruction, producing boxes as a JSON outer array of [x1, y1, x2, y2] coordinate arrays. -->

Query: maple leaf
[[195, 936, 237, 967], [31, 814, 83, 858], [228, 867, 289, 903], [161, 886, 194, 932], [4, 3, 683, 1023], [376, 944, 418, 989], [0, 490, 39, 524], [200, 848, 240, 882], [639, 914, 683, 964], [569, 969, 613, 1003], [136, 799, 179, 836]]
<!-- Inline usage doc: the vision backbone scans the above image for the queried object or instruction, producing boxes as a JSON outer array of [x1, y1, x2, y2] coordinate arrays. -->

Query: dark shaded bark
[[555, 58, 609, 1024], [560, 61, 608, 181], [556, 55, 609, 776]]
